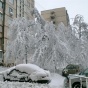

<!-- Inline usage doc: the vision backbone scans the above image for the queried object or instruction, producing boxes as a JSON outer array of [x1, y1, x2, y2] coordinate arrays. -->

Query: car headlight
[[64, 69, 68, 73]]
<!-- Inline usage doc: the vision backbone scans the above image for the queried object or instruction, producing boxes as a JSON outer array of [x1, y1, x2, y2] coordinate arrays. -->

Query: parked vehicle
[[62, 64, 82, 77], [0, 64, 51, 83], [64, 68, 88, 88]]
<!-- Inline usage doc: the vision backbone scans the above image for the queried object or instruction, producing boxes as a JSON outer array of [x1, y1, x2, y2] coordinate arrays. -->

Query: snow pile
[[0, 67, 8, 71], [0, 82, 50, 88]]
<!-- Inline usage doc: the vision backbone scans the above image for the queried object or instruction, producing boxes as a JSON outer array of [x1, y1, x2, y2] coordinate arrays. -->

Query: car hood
[[68, 74, 85, 79]]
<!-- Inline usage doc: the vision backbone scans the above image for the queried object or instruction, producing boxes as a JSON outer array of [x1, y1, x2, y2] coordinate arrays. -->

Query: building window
[[0, 1, 3, 8], [9, 7, 13, 16], [0, 50, 2, 60], [19, 13, 21, 17], [19, 0, 21, 17], [22, 1, 24, 17], [51, 11, 55, 14], [9, 7, 13, 13], [0, 26, 2, 32], [51, 16, 55, 19], [0, 12, 3, 21], [0, 38, 2, 44], [9, 0, 14, 4], [8, 17, 13, 25], [27, 1, 30, 7]]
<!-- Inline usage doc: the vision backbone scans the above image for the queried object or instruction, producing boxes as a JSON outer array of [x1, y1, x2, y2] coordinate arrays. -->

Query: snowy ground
[[0, 66, 8, 71], [0, 66, 65, 88]]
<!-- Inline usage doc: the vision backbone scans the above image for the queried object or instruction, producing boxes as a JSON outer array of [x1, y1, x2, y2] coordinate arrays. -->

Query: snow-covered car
[[64, 68, 88, 88], [0, 64, 51, 83], [62, 64, 82, 77]]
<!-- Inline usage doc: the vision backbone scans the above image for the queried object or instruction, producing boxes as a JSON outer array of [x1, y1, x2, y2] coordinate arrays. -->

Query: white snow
[[15, 64, 47, 74], [0, 64, 51, 81], [0, 66, 65, 88], [49, 73, 65, 88], [0, 67, 8, 71], [0, 67, 8, 81], [15, 64, 51, 81]]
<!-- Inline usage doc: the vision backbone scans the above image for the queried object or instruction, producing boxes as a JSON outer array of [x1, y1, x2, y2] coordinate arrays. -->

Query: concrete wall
[[41, 7, 70, 26], [0, 0, 35, 64]]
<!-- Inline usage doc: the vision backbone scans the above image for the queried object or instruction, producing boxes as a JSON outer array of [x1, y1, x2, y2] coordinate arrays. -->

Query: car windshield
[[79, 68, 88, 77]]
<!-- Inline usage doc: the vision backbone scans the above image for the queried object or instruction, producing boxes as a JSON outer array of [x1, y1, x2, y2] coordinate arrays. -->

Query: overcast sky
[[35, 0, 88, 24]]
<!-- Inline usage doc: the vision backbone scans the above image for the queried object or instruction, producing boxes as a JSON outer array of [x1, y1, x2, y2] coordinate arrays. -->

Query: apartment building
[[16, 0, 34, 19], [41, 7, 70, 26], [0, 0, 34, 63]]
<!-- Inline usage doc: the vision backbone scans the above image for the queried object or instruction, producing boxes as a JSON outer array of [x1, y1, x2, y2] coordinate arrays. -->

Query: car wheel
[[72, 83, 81, 88]]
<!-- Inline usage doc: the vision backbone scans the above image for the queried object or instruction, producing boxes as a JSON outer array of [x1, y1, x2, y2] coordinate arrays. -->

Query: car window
[[83, 69, 88, 76], [9, 70, 22, 77], [9, 69, 28, 78], [66, 65, 74, 69], [80, 68, 88, 77], [74, 65, 79, 69]]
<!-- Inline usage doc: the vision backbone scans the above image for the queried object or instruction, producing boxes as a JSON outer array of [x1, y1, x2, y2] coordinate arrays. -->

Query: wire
[[35, 1, 46, 10]]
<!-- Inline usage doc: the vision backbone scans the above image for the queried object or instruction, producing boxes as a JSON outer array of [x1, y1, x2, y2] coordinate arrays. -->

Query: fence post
[[86, 78, 88, 88], [69, 78, 72, 88], [80, 77, 82, 88]]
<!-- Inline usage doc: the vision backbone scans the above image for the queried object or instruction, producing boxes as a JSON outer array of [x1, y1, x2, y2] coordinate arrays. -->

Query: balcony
[[0, 12, 3, 25], [51, 11, 55, 14], [50, 15, 55, 19], [50, 11, 56, 20]]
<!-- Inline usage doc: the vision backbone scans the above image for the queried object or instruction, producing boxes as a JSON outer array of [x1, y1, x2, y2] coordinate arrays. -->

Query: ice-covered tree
[[72, 14, 88, 38], [4, 10, 88, 72], [4, 18, 42, 65]]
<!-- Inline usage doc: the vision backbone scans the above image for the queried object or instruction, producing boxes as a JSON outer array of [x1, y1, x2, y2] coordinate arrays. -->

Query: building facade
[[41, 7, 70, 26], [0, 0, 34, 63]]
